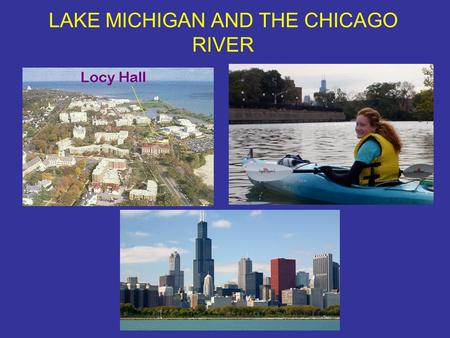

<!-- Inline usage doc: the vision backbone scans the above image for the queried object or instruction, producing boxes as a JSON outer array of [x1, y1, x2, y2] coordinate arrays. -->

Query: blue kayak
[[242, 157, 433, 204]]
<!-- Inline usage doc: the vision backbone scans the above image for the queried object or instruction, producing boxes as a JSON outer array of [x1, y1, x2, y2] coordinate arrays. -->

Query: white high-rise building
[[203, 274, 213, 298]]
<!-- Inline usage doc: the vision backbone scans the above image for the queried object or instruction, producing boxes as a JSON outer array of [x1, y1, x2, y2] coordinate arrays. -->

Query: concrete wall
[[229, 108, 345, 124]]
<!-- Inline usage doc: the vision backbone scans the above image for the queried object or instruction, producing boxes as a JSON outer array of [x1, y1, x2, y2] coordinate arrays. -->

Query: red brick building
[[271, 258, 296, 302]]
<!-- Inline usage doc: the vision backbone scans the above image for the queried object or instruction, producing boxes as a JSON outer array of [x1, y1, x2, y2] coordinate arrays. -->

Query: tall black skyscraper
[[332, 262, 340, 290], [193, 211, 214, 293], [246, 272, 263, 299]]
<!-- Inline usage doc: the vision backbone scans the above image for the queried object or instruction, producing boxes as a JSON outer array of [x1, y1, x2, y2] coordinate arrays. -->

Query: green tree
[[229, 68, 297, 106], [413, 89, 433, 117], [412, 65, 434, 119], [363, 82, 414, 119], [334, 88, 348, 107], [423, 64, 434, 89], [120, 303, 137, 317], [325, 305, 340, 316], [314, 91, 336, 107]]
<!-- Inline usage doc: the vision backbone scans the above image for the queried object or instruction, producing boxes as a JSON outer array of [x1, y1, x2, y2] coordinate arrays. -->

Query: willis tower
[[193, 211, 214, 293]]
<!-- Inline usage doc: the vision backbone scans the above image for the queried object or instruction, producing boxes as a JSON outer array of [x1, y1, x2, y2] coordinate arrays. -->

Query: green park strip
[[120, 304, 340, 319]]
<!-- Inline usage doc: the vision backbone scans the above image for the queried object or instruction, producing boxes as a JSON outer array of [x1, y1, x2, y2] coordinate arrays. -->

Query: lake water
[[120, 319, 340, 331], [229, 121, 434, 204], [23, 80, 214, 115]]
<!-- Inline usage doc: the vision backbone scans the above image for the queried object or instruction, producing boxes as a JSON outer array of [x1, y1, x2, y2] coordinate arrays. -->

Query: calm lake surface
[[23, 80, 214, 115], [229, 121, 434, 204], [120, 319, 340, 331]]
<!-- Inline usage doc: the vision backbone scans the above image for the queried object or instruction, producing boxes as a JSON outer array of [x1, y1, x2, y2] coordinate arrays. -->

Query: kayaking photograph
[[229, 64, 434, 204]]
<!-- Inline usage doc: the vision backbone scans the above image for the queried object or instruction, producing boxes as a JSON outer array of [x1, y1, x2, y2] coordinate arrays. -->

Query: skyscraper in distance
[[296, 271, 310, 288], [193, 211, 214, 293], [245, 271, 263, 299], [320, 78, 327, 93], [333, 261, 340, 290], [313, 253, 334, 292], [271, 258, 296, 302], [169, 251, 184, 292], [238, 257, 252, 291]]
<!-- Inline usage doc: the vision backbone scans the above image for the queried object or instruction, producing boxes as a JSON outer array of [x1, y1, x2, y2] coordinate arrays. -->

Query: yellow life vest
[[353, 133, 400, 186]]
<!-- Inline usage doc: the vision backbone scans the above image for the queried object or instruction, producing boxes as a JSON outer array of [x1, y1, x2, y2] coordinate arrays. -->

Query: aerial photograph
[[229, 64, 434, 204], [120, 210, 340, 330], [22, 68, 214, 206]]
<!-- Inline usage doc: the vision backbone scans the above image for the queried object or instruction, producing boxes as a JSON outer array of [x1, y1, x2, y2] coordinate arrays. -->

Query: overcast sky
[[120, 210, 340, 288], [229, 64, 431, 98], [23, 68, 213, 82]]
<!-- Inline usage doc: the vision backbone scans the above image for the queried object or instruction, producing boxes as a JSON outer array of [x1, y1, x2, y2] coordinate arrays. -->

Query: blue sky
[[120, 210, 340, 288], [23, 68, 213, 82], [229, 64, 431, 98]]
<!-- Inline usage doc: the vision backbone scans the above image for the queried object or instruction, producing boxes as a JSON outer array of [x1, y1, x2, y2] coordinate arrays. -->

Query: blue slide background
[[1, 0, 449, 336]]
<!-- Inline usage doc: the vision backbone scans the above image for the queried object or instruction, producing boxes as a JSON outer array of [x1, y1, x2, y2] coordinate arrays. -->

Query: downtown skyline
[[120, 210, 340, 288]]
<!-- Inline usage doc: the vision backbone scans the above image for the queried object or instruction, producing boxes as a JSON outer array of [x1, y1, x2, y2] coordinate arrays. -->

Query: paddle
[[402, 164, 434, 179], [244, 161, 296, 182], [244, 161, 433, 183]]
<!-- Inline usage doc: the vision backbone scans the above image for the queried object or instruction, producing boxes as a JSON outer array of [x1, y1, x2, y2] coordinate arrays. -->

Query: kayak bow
[[242, 156, 433, 204]]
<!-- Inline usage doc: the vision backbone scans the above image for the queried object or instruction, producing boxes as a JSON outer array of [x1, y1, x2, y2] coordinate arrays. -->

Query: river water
[[229, 121, 434, 204]]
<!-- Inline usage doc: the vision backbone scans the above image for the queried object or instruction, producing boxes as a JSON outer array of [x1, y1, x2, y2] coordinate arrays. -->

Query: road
[[133, 154, 190, 206], [160, 172, 190, 205]]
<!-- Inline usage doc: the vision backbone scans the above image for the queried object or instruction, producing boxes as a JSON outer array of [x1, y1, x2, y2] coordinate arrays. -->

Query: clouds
[[283, 233, 295, 239], [121, 246, 187, 264], [250, 210, 262, 217], [215, 263, 238, 273], [253, 262, 270, 274], [212, 219, 231, 228], [121, 210, 152, 218], [127, 231, 151, 238], [121, 210, 200, 219], [156, 210, 193, 217], [215, 262, 270, 275]]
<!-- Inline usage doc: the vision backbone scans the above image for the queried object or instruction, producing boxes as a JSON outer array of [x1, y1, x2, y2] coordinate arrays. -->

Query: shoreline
[[24, 84, 214, 118], [121, 317, 340, 321], [194, 154, 214, 187]]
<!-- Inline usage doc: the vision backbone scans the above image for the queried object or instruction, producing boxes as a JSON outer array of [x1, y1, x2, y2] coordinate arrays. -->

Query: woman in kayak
[[321, 107, 402, 186]]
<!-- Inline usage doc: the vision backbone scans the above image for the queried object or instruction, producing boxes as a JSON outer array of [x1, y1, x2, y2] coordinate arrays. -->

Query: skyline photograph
[[120, 210, 340, 287], [229, 64, 430, 98]]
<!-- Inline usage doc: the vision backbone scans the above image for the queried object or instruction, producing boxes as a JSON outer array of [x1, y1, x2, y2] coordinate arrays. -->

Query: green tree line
[[120, 303, 340, 318]]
